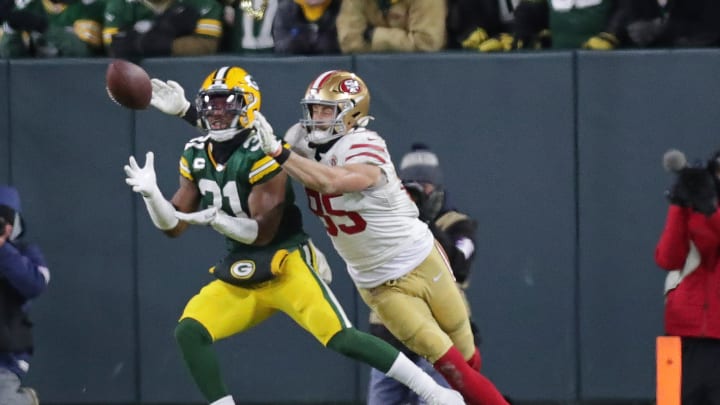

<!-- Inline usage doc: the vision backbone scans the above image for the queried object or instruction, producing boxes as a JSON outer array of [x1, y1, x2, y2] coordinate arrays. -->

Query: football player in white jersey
[[253, 70, 509, 405]]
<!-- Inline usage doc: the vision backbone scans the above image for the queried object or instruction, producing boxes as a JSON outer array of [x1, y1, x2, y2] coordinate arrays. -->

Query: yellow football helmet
[[196, 66, 261, 142], [300, 70, 370, 144]]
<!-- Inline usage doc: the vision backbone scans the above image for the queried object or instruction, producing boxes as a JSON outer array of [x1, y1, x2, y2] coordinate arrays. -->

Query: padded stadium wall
[[2, 50, 719, 404]]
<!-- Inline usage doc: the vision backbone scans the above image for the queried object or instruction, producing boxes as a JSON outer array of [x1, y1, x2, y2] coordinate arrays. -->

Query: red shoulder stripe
[[350, 143, 385, 152], [346, 152, 387, 164]]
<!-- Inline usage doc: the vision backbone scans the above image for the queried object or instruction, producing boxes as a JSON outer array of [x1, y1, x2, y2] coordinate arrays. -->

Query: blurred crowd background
[[0, 0, 717, 59]]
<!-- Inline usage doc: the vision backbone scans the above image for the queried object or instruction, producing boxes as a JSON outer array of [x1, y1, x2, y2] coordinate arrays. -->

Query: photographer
[[655, 150, 720, 404], [0, 186, 49, 405]]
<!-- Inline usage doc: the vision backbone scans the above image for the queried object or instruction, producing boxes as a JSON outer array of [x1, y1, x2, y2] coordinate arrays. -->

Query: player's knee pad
[[404, 327, 453, 363], [174, 318, 213, 349], [446, 321, 475, 359]]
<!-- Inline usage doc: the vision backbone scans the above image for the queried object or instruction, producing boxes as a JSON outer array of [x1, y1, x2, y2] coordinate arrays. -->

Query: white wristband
[[142, 194, 179, 230], [210, 211, 258, 244]]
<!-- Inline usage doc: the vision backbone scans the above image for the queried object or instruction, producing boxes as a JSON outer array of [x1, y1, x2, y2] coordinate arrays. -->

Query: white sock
[[385, 352, 438, 400], [210, 395, 235, 405]]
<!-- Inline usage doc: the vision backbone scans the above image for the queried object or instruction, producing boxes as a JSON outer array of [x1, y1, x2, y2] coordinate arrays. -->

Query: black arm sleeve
[[182, 105, 200, 127]]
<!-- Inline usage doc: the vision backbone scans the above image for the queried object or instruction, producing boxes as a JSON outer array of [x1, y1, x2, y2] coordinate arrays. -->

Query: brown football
[[105, 59, 152, 110]]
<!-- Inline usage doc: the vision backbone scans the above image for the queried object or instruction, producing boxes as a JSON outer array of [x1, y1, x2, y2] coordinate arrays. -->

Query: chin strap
[[208, 128, 244, 142]]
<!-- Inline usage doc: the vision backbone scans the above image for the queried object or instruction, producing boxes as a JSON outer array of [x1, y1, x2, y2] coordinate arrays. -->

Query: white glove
[[175, 207, 218, 225], [210, 210, 258, 244], [125, 151, 161, 198], [150, 79, 191, 116], [253, 111, 283, 156], [124, 152, 178, 230]]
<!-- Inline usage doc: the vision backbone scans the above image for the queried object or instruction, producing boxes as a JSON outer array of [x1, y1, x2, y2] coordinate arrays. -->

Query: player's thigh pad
[[271, 247, 352, 345], [179, 279, 276, 341], [360, 284, 450, 362], [424, 245, 475, 358], [358, 246, 474, 362]]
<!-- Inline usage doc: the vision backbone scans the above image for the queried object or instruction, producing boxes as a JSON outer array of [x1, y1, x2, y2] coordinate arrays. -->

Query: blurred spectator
[[507, 0, 660, 50], [103, 0, 222, 58], [655, 149, 720, 404], [271, 0, 340, 54], [0, 0, 103, 58], [0, 185, 50, 405], [627, 0, 720, 48], [336, 0, 446, 53], [447, 0, 512, 52], [219, 0, 276, 53]]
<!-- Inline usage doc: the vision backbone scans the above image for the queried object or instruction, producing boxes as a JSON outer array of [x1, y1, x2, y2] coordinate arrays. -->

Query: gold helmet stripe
[[179, 157, 193, 180], [249, 159, 280, 184]]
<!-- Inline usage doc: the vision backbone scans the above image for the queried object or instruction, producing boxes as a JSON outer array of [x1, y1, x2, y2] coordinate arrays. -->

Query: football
[[105, 59, 152, 110]]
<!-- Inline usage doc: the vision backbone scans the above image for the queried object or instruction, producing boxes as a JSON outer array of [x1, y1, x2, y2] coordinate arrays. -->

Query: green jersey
[[0, 0, 104, 57], [220, 1, 276, 53], [179, 131, 308, 255], [549, 0, 611, 48], [102, 0, 222, 46]]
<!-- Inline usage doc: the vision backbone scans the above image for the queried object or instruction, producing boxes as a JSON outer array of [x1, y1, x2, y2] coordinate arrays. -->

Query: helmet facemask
[[197, 89, 252, 142], [300, 100, 353, 144]]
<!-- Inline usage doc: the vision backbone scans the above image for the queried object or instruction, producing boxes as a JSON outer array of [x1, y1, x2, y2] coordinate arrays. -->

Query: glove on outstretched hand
[[253, 111, 283, 156], [151, 79, 191, 116], [667, 167, 718, 216], [124, 152, 161, 198], [124, 151, 179, 230]]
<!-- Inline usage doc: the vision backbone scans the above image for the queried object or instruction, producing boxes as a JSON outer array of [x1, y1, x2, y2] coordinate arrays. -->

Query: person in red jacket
[[655, 149, 720, 405]]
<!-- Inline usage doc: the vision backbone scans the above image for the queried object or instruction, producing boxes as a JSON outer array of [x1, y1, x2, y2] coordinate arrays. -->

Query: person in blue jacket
[[0, 185, 49, 405]]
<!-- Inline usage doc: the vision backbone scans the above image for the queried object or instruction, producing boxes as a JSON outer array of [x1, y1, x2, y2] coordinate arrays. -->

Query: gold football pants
[[359, 242, 475, 363]]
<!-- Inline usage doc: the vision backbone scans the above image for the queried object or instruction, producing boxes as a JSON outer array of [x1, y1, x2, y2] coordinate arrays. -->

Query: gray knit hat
[[398, 143, 443, 186]]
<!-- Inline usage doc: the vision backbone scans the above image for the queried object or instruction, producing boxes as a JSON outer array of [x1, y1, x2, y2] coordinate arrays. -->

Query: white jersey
[[284, 123, 315, 159], [291, 126, 434, 288]]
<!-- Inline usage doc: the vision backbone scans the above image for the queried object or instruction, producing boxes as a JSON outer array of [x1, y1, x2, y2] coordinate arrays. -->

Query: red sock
[[433, 346, 508, 405], [467, 347, 482, 371]]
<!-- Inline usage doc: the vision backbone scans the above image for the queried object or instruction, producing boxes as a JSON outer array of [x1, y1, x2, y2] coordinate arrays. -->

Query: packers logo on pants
[[230, 260, 256, 280]]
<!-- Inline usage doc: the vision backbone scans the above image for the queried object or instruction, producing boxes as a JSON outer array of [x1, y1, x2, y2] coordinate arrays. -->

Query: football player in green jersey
[[124, 66, 465, 405]]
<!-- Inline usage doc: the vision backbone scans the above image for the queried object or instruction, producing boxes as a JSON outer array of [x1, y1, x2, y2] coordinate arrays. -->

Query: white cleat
[[426, 386, 466, 405]]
